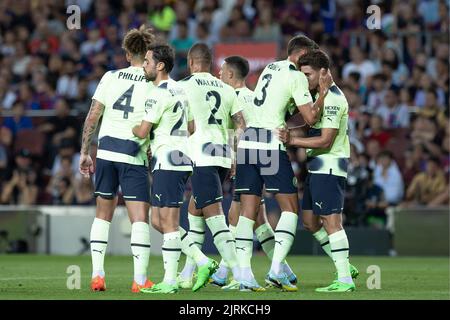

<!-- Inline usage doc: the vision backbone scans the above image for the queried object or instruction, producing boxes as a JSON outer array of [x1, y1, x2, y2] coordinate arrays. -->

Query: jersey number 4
[[113, 85, 134, 119], [254, 74, 272, 107]]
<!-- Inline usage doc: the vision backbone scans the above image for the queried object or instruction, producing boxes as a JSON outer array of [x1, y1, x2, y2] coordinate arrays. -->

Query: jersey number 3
[[254, 74, 272, 107], [113, 85, 134, 119]]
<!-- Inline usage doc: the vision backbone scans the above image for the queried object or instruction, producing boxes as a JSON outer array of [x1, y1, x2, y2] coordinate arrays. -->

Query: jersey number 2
[[170, 101, 187, 136], [113, 85, 134, 119], [206, 91, 222, 125], [254, 74, 272, 107]]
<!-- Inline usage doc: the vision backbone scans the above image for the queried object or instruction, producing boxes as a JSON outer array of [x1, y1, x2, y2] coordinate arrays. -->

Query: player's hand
[[319, 68, 333, 95], [276, 128, 291, 145], [11, 170, 20, 185], [79, 154, 94, 178], [230, 162, 236, 180]]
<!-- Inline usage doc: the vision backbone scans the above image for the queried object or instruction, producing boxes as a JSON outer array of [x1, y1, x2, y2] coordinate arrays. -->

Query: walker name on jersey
[[195, 78, 223, 88], [117, 72, 148, 82]]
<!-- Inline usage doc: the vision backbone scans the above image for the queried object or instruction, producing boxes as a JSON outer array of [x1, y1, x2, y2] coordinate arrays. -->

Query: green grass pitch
[[0, 254, 448, 300]]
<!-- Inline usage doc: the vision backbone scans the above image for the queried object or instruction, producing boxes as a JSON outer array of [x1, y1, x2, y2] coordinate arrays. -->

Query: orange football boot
[[91, 276, 106, 291], [131, 279, 154, 293]]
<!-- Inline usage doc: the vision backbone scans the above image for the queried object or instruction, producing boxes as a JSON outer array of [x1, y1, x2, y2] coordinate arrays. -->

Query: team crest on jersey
[[292, 177, 298, 188]]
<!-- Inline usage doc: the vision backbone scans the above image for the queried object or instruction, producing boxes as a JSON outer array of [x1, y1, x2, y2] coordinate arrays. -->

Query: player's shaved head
[[188, 43, 212, 67], [297, 49, 330, 70], [122, 25, 155, 62], [287, 35, 319, 56], [224, 55, 249, 80]]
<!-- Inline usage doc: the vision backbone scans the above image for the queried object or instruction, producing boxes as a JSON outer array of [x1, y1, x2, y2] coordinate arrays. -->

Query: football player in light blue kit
[[277, 49, 359, 292], [79, 27, 155, 293], [234, 35, 332, 291], [209, 55, 297, 290], [176, 43, 246, 290], [132, 44, 218, 293]]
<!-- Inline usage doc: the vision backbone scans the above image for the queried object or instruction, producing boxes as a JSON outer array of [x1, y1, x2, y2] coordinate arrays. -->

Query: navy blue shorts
[[151, 169, 191, 208], [191, 166, 229, 209], [302, 173, 346, 215], [94, 158, 150, 203], [235, 148, 297, 197], [231, 178, 265, 204]]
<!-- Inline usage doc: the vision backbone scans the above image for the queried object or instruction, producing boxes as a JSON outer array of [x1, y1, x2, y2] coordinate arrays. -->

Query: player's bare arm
[[188, 119, 195, 135], [230, 111, 246, 178], [231, 110, 246, 145], [79, 99, 105, 177], [277, 127, 338, 149], [132, 120, 153, 139], [297, 69, 332, 125]]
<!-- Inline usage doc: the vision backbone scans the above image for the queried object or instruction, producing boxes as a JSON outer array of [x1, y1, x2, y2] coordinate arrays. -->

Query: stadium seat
[[385, 128, 410, 167], [14, 129, 46, 157]]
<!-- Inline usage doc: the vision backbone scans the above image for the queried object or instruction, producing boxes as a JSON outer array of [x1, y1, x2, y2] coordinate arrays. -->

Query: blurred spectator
[[342, 46, 377, 84], [366, 114, 392, 148], [11, 42, 31, 77], [379, 47, 409, 87], [418, 89, 442, 120], [427, 185, 450, 207], [376, 86, 410, 128], [401, 157, 446, 207], [72, 78, 92, 115], [148, 0, 176, 33], [0, 126, 13, 182], [362, 170, 388, 229], [0, 0, 446, 214], [346, 149, 371, 224], [171, 21, 195, 78], [402, 144, 427, 186], [374, 151, 404, 205], [195, 21, 216, 47], [366, 138, 381, 169], [38, 98, 79, 148], [56, 57, 79, 100], [46, 155, 76, 205], [277, 0, 309, 35], [398, 86, 416, 111], [410, 115, 442, 158], [51, 138, 81, 178], [345, 71, 366, 100], [0, 30, 16, 56], [80, 29, 105, 57], [74, 176, 95, 205], [253, 6, 281, 42], [366, 73, 387, 112], [0, 149, 38, 205], [2, 102, 33, 136], [168, 1, 197, 42], [16, 82, 40, 110]]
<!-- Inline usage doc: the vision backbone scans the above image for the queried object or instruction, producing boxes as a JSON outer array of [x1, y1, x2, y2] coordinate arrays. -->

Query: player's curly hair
[[122, 25, 155, 61], [297, 49, 330, 70]]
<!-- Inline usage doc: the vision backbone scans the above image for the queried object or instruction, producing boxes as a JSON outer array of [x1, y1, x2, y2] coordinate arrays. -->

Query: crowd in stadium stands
[[0, 0, 448, 229]]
